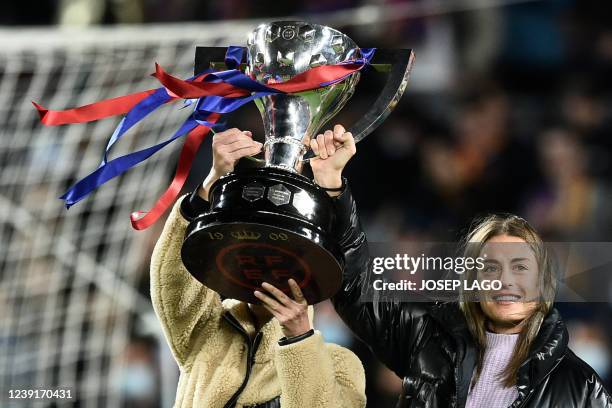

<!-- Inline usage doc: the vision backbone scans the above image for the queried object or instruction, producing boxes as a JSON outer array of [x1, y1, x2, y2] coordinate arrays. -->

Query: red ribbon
[[153, 63, 365, 99], [153, 64, 250, 99], [33, 90, 159, 126], [32, 70, 214, 126]]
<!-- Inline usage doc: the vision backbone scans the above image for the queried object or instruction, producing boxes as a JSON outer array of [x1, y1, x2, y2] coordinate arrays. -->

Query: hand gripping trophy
[[181, 21, 414, 303]]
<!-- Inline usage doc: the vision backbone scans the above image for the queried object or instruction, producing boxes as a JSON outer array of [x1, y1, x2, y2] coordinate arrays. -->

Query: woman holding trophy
[[150, 125, 366, 408], [324, 130, 612, 406]]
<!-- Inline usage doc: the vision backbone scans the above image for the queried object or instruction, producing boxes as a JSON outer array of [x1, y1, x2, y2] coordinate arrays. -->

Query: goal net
[[0, 22, 250, 407]]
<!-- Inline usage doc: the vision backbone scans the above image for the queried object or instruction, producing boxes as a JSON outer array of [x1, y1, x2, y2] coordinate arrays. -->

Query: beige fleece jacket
[[150, 198, 366, 408]]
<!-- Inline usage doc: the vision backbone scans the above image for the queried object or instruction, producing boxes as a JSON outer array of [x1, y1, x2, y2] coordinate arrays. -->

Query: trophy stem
[[263, 136, 308, 173]]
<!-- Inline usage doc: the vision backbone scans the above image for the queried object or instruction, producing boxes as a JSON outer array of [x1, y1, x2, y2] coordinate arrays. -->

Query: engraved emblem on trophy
[[181, 21, 415, 303]]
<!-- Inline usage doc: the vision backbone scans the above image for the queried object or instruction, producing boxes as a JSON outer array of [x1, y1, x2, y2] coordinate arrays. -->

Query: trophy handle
[[347, 48, 415, 143]]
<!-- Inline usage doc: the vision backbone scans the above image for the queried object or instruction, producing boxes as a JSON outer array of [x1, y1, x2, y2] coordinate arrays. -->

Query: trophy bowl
[[181, 21, 414, 304]]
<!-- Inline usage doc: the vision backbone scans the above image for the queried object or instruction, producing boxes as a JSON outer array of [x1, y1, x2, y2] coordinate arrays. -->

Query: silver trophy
[[248, 22, 362, 173], [182, 21, 415, 303]]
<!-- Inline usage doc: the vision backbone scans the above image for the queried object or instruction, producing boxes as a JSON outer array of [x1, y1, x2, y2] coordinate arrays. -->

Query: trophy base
[[181, 168, 344, 304]]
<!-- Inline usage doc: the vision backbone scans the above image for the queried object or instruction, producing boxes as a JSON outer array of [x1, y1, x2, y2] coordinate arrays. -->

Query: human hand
[[199, 128, 262, 200], [309, 124, 356, 196], [253, 279, 311, 338]]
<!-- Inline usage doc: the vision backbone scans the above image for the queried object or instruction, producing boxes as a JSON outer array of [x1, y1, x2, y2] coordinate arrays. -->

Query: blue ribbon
[[101, 87, 173, 165], [224, 46, 244, 69], [61, 115, 199, 207]]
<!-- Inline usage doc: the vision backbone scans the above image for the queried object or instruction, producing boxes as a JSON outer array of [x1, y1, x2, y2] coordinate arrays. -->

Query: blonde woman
[[327, 133, 612, 407]]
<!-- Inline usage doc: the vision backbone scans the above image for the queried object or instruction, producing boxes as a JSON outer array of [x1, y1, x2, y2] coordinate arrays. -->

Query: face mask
[[315, 315, 352, 347], [571, 341, 610, 379], [117, 363, 156, 399], [319, 322, 352, 347]]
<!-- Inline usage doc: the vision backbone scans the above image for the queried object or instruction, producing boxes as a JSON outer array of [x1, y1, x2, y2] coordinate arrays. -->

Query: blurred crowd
[[4, 0, 612, 407]]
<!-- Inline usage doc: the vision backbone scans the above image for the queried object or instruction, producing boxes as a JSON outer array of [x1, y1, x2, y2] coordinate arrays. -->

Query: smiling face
[[478, 234, 540, 333]]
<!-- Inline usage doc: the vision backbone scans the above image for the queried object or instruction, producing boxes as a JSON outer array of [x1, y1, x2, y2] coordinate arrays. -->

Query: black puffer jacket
[[332, 186, 612, 408]]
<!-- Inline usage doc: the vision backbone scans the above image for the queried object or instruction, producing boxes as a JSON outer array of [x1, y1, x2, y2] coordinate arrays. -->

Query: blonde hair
[[459, 214, 556, 387]]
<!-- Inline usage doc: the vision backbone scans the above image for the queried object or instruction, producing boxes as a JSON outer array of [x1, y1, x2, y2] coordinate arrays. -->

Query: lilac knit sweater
[[465, 332, 519, 408]]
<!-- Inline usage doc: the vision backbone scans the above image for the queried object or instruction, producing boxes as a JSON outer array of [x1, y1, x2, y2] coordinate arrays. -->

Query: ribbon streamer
[[33, 89, 157, 126], [33, 47, 375, 229]]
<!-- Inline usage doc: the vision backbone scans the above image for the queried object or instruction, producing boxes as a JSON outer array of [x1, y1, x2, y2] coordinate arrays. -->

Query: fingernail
[[244, 130, 252, 135]]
